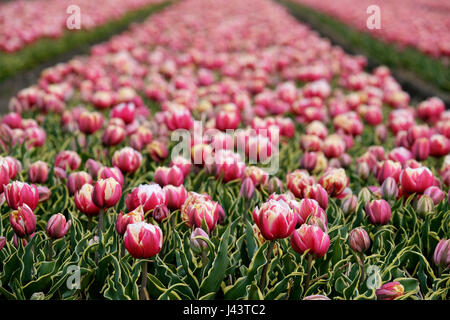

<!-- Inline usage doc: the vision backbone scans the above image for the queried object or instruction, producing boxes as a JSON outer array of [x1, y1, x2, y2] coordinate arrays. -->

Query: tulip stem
[[48, 238, 54, 260], [357, 253, 366, 284], [259, 240, 275, 291], [96, 209, 104, 263], [139, 261, 149, 300], [201, 250, 209, 278], [304, 254, 313, 296]]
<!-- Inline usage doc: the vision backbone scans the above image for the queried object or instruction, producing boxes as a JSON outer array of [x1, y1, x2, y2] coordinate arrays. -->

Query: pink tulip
[[154, 166, 184, 187], [399, 167, 435, 194], [376, 282, 405, 300], [92, 178, 122, 209], [112, 147, 142, 174], [116, 205, 145, 236], [9, 204, 36, 238], [126, 184, 167, 213], [67, 171, 92, 195], [28, 161, 49, 184], [4, 181, 39, 210], [290, 224, 330, 258], [124, 222, 163, 259], [74, 184, 100, 216], [252, 199, 297, 240], [365, 199, 392, 225], [46, 213, 72, 239], [55, 150, 81, 171], [163, 184, 188, 210]]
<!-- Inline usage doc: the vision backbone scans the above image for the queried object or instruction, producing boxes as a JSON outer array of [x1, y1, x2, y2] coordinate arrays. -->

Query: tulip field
[[0, 0, 449, 301]]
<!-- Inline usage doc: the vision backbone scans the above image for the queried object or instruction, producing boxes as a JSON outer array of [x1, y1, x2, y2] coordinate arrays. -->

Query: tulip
[[349, 228, 371, 253], [300, 134, 323, 152], [92, 178, 122, 209], [0, 236, 6, 252], [341, 195, 357, 215], [55, 150, 81, 171], [116, 205, 145, 236], [190, 228, 209, 255], [4, 181, 39, 210], [319, 168, 349, 197], [25, 127, 46, 148], [124, 222, 163, 259], [154, 166, 184, 187], [163, 184, 188, 210], [244, 166, 269, 187], [74, 184, 100, 216], [164, 104, 194, 130], [46, 213, 72, 239], [252, 199, 297, 240], [9, 204, 36, 238], [147, 140, 168, 162], [290, 224, 330, 258], [388, 147, 413, 166], [85, 159, 102, 177], [375, 124, 387, 143], [414, 195, 435, 217], [296, 198, 326, 225], [78, 111, 103, 135], [213, 153, 246, 182], [411, 138, 430, 161], [215, 110, 240, 131], [153, 204, 170, 223], [102, 124, 126, 146], [185, 198, 219, 233], [97, 166, 124, 186], [376, 282, 405, 300], [28, 161, 49, 184], [240, 177, 255, 200], [286, 169, 315, 198], [111, 102, 136, 124], [322, 134, 346, 158], [267, 176, 284, 194], [423, 186, 445, 205], [1, 112, 22, 129], [67, 171, 92, 195], [429, 134, 450, 157], [381, 177, 398, 200], [376, 160, 402, 184], [356, 162, 370, 180], [170, 156, 191, 177], [112, 147, 142, 174], [303, 295, 331, 300], [365, 199, 391, 225], [433, 239, 449, 268], [126, 184, 167, 213], [399, 167, 435, 194], [0, 160, 10, 193]]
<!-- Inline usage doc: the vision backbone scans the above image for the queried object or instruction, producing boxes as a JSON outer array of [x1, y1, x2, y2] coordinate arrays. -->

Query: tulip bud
[[78, 111, 103, 135], [375, 124, 387, 143], [102, 125, 126, 146], [85, 159, 102, 177], [170, 156, 191, 177], [304, 184, 329, 210], [341, 195, 357, 215], [46, 213, 72, 239], [376, 282, 405, 300], [124, 222, 163, 259], [433, 239, 449, 268], [153, 204, 169, 223], [348, 227, 371, 253], [116, 205, 144, 236], [356, 162, 370, 180], [358, 187, 373, 205], [55, 150, 81, 171], [0, 236, 6, 251], [190, 228, 209, 255], [240, 177, 255, 200], [423, 186, 445, 205], [365, 199, 391, 225], [37, 186, 51, 202], [0, 160, 10, 193], [92, 178, 122, 208], [414, 195, 435, 217], [9, 204, 36, 238], [399, 167, 435, 194], [74, 184, 100, 216], [163, 184, 188, 210], [380, 177, 398, 201], [67, 171, 92, 195], [28, 161, 49, 184], [267, 177, 284, 194], [290, 224, 330, 258], [154, 166, 184, 187]]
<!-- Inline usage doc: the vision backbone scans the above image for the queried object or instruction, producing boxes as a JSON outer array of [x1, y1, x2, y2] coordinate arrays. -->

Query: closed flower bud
[[267, 176, 284, 194], [170, 156, 191, 178], [240, 177, 255, 200], [183, 197, 219, 233], [111, 102, 135, 124], [154, 166, 184, 187], [0, 160, 10, 193], [341, 195, 357, 215], [78, 111, 103, 135], [67, 171, 92, 195], [102, 125, 126, 146], [163, 184, 188, 210], [348, 227, 371, 253], [356, 162, 370, 180], [37, 186, 51, 202], [46, 213, 72, 239], [190, 228, 209, 255], [147, 140, 168, 162], [112, 147, 142, 174], [116, 205, 144, 236], [9, 204, 36, 238], [85, 159, 102, 177], [414, 195, 435, 217], [381, 177, 398, 200], [92, 178, 122, 208], [376, 282, 405, 300], [358, 187, 373, 205], [244, 166, 269, 187], [376, 160, 402, 184], [28, 161, 49, 184], [4, 181, 39, 210], [375, 124, 387, 143], [365, 199, 391, 225], [74, 184, 100, 216], [0, 236, 6, 251], [290, 224, 330, 258], [153, 204, 169, 223], [411, 138, 430, 161], [124, 222, 163, 259], [252, 199, 297, 240], [423, 186, 445, 205], [433, 239, 449, 267]]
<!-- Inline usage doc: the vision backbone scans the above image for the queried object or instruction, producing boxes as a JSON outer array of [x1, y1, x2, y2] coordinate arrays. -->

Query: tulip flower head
[[124, 222, 163, 259]]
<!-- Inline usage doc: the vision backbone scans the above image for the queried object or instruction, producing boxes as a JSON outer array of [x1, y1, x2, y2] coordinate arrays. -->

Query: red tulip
[[252, 199, 297, 240], [423, 186, 445, 205], [147, 140, 169, 162], [55, 150, 81, 171], [112, 147, 142, 174], [4, 181, 39, 210], [28, 161, 49, 184], [376, 160, 402, 184], [0, 160, 10, 193], [411, 138, 430, 161], [92, 178, 122, 209], [78, 111, 103, 135], [429, 134, 450, 157], [376, 282, 405, 300], [74, 184, 100, 216], [286, 169, 315, 198], [290, 224, 330, 258], [433, 239, 449, 267], [126, 184, 167, 213], [124, 222, 163, 259], [67, 171, 92, 195], [163, 184, 188, 210], [102, 124, 126, 146], [399, 167, 435, 194], [111, 102, 135, 124], [164, 104, 194, 130], [97, 166, 124, 186], [170, 156, 191, 177], [184, 197, 219, 233], [9, 204, 36, 238], [304, 184, 329, 209], [46, 213, 71, 239], [116, 205, 144, 236]]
